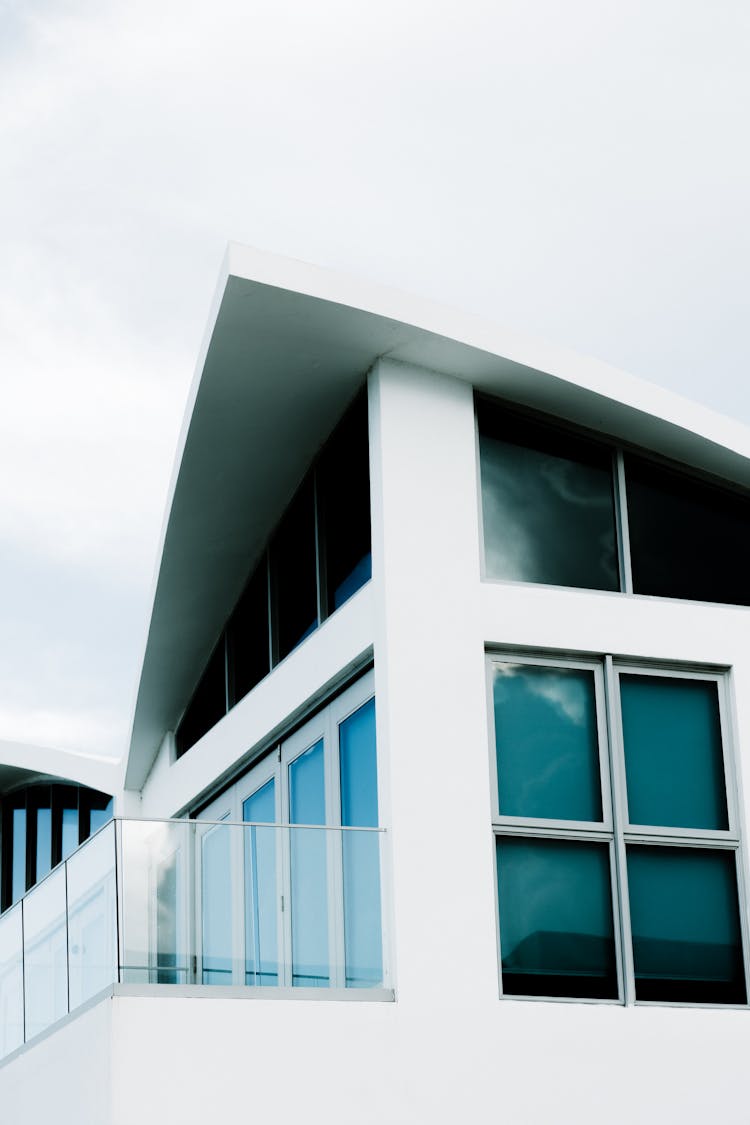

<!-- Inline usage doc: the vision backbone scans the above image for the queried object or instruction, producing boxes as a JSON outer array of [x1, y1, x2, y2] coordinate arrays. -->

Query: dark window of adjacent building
[[175, 390, 372, 759], [478, 400, 619, 592], [625, 453, 750, 606], [1, 783, 113, 911]]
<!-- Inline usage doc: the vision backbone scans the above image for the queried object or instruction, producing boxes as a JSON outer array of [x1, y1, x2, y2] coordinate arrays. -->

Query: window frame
[[488, 650, 750, 1008]]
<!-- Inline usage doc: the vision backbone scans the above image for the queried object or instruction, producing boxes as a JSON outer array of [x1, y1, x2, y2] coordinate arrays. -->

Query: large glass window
[[176, 391, 372, 758], [270, 476, 319, 664], [490, 655, 745, 1007], [317, 392, 372, 613], [478, 401, 619, 591], [174, 639, 227, 758], [477, 396, 750, 607], [227, 562, 270, 707], [625, 454, 750, 607]]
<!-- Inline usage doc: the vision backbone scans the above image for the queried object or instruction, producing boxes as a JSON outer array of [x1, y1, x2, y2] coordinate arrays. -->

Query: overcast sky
[[1, 0, 749, 760]]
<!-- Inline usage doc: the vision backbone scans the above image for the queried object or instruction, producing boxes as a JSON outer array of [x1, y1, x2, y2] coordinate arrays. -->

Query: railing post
[[20, 898, 27, 1046], [113, 819, 123, 985], [64, 860, 71, 1016]]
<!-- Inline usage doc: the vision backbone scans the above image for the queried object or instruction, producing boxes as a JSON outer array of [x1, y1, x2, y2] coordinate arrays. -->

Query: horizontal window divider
[[499, 993, 622, 1007], [622, 831, 740, 848], [633, 999, 749, 1012], [493, 824, 613, 842], [492, 817, 613, 835]]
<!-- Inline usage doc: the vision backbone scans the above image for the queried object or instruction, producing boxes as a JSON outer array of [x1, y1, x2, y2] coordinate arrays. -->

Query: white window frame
[[195, 671, 382, 989], [488, 651, 749, 1008]]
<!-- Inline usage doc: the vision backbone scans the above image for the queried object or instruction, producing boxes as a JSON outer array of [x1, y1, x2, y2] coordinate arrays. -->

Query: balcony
[[0, 817, 388, 1061]]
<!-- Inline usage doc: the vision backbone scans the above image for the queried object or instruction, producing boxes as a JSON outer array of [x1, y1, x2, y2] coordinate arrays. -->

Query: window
[[194, 672, 383, 990], [489, 655, 747, 1005], [175, 390, 371, 758], [625, 453, 750, 607], [1, 784, 114, 911], [478, 402, 619, 592], [477, 396, 750, 607]]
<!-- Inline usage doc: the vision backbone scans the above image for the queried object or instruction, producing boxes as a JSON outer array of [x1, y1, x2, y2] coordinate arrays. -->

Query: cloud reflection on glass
[[479, 404, 619, 592], [493, 663, 602, 822]]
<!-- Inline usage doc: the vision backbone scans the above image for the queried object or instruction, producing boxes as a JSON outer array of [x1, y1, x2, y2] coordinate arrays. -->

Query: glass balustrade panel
[[67, 824, 117, 1009]]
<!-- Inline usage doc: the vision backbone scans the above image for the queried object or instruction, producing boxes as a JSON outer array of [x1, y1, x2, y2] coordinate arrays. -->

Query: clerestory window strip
[[175, 391, 372, 760], [477, 394, 750, 607]]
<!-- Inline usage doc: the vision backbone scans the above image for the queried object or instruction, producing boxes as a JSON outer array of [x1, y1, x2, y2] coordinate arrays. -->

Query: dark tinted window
[[175, 639, 227, 758], [175, 389, 371, 757], [227, 559, 270, 707], [625, 454, 750, 606], [318, 394, 372, 613], [270, 477, 318, 663], [627, 846, 745, 1004], [478, 402, 619, 591]]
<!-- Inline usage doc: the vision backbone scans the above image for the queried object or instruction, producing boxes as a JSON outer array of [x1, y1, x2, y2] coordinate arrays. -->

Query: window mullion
[[604, 654, 635, 1006], [614, 450, 634, 594]]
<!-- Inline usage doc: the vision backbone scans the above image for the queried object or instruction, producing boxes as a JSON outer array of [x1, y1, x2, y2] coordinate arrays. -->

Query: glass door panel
[[200, 817, 234, 984], [288, 740, 329, 987], [339, 698, 382, 986], [243, 780, 280, 985]]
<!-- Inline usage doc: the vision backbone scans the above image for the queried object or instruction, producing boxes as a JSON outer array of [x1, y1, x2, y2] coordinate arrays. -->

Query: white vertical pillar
[[369, 358, 498, 1006]]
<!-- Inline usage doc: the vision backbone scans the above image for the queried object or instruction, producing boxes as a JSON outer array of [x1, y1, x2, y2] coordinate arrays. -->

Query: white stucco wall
[[0, 996, 112, 1124]]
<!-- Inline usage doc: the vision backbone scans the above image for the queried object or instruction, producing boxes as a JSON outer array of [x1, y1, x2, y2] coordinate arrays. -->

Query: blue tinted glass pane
[[61, 808, 79, 860], [497, 837, 617, 998], [90, 798, 114, 835], [478, 404, 619, 591], [493, 664, 602, 822], [289, 742, 328, 986], [317, 394, 372, 613], [342, 831, 382, 987], [625, 453, 750, 607], [201, 824, 233, 984], [243, 781, 278, 986], [290, 826, 329, 987], [340, 698, 378, 828], [156, 856, 179, 983], [620, 676, 728, 830], [340, 697, 382, 985], [270, 478, 318, 663], [334, 554, 372, 609], [244, 780, 276, 825], [12, 809, 26, 903], [627, 846, 745, 1004], [36, 807, 52, 882], [289, 741, 325, 825]]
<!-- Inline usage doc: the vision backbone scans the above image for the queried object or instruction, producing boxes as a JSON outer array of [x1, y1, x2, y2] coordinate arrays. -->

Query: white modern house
[[2, 244, 750, 1122]]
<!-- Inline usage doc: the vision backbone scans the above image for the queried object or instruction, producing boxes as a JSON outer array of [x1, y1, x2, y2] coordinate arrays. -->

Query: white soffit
[[125, 243, 750, 790], [0, 740, 120, 796]]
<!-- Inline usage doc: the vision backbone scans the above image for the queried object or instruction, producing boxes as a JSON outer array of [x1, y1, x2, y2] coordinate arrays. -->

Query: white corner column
[[369, 358, 498, 1007]]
